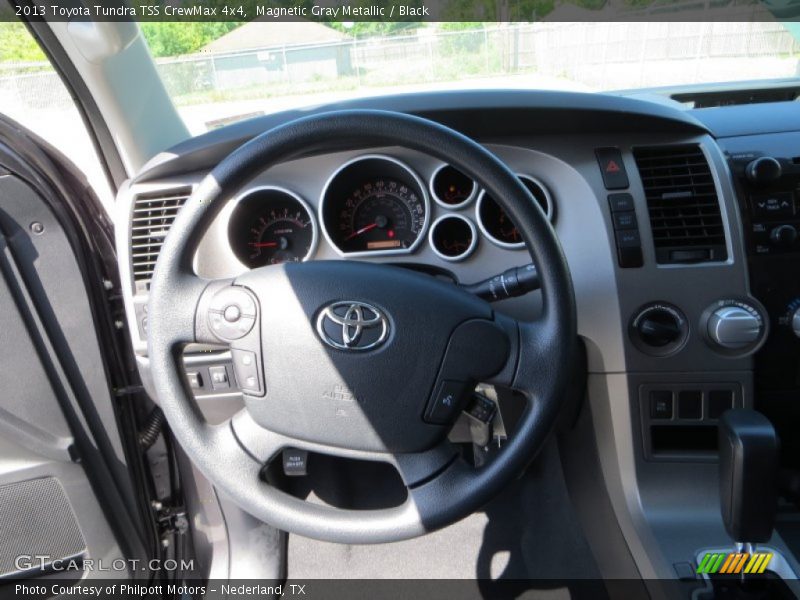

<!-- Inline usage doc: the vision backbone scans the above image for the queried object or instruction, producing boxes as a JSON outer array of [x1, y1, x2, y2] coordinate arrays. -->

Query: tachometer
[[321, 156, 429, 256], [229, 187, 317, 267]]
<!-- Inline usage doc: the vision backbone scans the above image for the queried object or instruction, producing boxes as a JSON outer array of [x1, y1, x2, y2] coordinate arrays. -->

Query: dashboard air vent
[[130, 187, 191, 290], [634, 145, 727, 264]]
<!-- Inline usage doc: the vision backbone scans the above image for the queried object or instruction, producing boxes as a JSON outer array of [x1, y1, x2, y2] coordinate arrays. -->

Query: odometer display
[[229, 187, 317, 267], [321, 156, 429, 256]]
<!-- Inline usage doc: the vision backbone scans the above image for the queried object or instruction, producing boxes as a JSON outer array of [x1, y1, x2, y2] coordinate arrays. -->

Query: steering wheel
[[148, 110, 576, 544]]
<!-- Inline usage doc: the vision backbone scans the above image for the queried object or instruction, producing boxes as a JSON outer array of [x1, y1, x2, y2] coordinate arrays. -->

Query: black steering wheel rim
[[147, 109, 577, 543]]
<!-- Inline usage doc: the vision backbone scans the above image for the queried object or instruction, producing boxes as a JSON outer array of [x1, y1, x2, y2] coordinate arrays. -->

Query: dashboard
[[111, 89, 800, 583], [115, 90, 800, 462]]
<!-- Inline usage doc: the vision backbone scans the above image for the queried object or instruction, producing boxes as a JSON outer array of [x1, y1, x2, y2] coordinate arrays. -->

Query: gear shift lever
[[718, 409, 779, 545]]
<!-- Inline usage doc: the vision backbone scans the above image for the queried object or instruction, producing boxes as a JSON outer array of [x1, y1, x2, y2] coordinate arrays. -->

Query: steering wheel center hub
[[232, 260, 503, 453]]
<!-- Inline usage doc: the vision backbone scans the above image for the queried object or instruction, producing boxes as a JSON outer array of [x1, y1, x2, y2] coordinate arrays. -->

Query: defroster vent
[[130, 187, 191, 290], [634, 145, 727, 264]]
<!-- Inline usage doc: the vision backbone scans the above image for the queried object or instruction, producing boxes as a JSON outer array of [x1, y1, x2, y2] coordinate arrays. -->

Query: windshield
[[141, 21, 800, 134]]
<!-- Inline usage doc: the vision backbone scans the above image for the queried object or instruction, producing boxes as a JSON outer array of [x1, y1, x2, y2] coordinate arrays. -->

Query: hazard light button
[[595, 147, 629, 190]]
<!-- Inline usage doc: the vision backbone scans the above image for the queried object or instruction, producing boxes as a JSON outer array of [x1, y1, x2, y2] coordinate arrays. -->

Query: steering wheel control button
[[596, 147, 629, 190], [282, 449, 308, 477], [425, 380, 470, 424], [630, 302, 689, 356], [208, 287, 258, 341], [465, 393, 497, 424], [186, 371, 202, 389], [232, 349, 264, 396], [224, 304, 242, 322], [208, 366, 230, 390]]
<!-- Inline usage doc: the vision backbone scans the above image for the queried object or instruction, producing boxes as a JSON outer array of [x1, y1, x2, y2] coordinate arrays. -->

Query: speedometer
[[321, 156, 429, 256], [335, 179, 425, 253]]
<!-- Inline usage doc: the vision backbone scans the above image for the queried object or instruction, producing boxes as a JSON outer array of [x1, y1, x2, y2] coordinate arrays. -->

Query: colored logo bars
[[697, 552, 773, 575]]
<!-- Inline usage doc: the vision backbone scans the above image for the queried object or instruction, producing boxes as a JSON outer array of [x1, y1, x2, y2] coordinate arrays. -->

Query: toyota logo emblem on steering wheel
[[316, 301, 390, 351]]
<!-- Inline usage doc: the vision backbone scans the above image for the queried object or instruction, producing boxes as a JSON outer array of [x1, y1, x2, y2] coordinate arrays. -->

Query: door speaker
[[0, 477, 86, 576]]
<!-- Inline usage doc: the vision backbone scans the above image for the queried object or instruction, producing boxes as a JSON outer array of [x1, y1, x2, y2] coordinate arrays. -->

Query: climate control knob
[[792, 307, 800, 339], [707, 305, 763, 349]]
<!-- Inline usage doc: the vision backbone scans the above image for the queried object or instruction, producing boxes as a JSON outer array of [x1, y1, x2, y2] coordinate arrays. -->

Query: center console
[[719, 132, 800, 466]]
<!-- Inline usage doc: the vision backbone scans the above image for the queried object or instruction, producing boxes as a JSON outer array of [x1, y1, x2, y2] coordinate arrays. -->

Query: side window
[[0, 23, 113, 208]]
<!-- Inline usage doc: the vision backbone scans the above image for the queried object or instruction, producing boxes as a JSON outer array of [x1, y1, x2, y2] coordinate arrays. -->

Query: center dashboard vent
[[634, 145, 727, 264], [130, 187, 192, 290]]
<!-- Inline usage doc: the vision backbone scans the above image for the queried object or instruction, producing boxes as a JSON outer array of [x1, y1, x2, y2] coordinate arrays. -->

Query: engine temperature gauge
[[229, 187, 317, 267]]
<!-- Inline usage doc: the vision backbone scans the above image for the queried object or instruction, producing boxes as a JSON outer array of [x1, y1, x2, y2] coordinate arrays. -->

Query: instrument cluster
[[226, 154, 554, 267]]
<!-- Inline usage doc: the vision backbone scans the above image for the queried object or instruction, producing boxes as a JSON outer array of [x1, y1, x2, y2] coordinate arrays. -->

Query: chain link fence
[[149, 22, 800, 104], [2, 22, 798, 115], [0, 21, 798, 205]]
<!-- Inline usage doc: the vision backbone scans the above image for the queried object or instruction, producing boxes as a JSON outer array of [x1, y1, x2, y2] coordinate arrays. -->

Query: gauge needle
[[344, 222, 379, 241], [249, 241, 278, 248]]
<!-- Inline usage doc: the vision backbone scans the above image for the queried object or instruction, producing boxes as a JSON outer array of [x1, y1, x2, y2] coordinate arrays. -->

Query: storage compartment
[[651, 425, 718, 457]]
